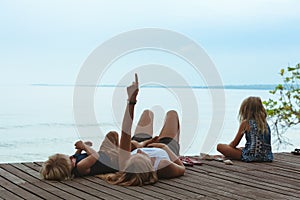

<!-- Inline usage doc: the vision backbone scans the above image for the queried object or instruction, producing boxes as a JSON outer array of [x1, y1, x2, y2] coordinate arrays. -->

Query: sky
[[1, 0, 300, 86]]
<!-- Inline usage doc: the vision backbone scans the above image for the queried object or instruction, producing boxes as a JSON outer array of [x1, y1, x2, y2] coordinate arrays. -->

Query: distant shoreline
[[31, 84, 277, 90]]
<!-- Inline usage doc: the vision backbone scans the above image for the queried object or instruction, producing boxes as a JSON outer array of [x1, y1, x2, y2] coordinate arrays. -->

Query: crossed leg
[[217, 144, 242, 160]]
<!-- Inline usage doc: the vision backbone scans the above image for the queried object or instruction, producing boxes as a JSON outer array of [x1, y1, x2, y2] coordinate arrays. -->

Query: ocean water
[[0, 85, 299, 164]]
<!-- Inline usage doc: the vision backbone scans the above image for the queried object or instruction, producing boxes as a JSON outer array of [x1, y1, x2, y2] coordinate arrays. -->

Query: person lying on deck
[[101, 73, 185, 186], [40, 130, 160, 181], [41, 74, 184, 183], [40, 131, 121, 181]]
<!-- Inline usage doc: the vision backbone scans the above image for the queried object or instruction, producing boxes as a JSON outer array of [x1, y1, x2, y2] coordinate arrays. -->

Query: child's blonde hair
[[239, 96, 268, 134], [40, 153, 73, 181], [101, 154, 158, 186]]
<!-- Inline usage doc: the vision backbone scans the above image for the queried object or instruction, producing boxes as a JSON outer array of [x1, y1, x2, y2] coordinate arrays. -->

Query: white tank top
[[131, 147, 170, 170]]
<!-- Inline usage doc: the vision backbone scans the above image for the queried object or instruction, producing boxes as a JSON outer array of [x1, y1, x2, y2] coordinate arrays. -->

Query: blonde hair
[[239, 96, 268, 134], [101, 154, 158, 186], [40, 153, 73, 181]]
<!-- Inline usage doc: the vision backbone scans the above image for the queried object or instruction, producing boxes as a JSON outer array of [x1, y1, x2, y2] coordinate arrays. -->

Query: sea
[[0, 84, 299, 164]]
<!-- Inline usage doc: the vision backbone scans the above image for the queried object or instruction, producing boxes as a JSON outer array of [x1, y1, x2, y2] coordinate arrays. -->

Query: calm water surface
[[0, 85, 299, 163]]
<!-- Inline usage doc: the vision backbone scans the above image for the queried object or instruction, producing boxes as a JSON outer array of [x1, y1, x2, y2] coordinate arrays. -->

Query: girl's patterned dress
[[241, 120, 273, 162]]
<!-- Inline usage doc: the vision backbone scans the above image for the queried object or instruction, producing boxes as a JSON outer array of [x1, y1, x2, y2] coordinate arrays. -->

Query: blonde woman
[[40, 131, 119, 180], [217, 96, 273, 162], [104, 74, 185, 186]]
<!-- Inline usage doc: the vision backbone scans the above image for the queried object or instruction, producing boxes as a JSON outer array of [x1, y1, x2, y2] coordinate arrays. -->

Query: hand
[[143, 136, 160, 146], [147, 142, 167, 149], [75, 140, 86, 150], [127, 73, 139, 102], [131, 140, 143, 149]]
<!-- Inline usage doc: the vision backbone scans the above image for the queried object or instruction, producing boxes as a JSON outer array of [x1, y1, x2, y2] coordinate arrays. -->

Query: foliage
[[263, 63, 300, 147]]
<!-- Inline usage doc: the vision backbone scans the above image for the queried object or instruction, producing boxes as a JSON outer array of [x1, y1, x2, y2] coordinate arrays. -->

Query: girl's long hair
[[239, 96, 269, 134], [99, 154, 158, 186]]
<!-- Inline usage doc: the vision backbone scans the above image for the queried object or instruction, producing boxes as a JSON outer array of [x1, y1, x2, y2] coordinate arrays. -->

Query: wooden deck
[[0, 153, 299, 200]]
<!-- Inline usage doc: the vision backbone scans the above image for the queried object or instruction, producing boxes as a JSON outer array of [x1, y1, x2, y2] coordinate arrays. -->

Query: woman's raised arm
[[119, 73, 139, 171]]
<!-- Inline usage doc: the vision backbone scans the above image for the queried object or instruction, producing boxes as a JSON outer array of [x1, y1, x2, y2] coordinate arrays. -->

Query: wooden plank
[[125, 185, 179, 200], [36, 160, 198, 200], [85, 176, 161, 200], [15, 163, 82, 200], [184, 168, 262, 199], [24, 163, 102, 199], [0, 177, 41, 200], [0, 164, 60, 200], [0, 168, 43, 200], [277, 152, 300, 161], [238, 161, 300, 184], [196, 163, 297, 199], [1, 153, 299, 199], [271, 156, 300, 171], [0, 167, 26, 185], [28, 159, 298, 199], [159, 176, 238, 200], [181, 168, 251, 200], [28, 163, 112, 200], [213, 160, 300, 189], [71, 177, 133, 200], [31, 163, 154, 199], [31, 162, 204, 199], [199, 160, 300, 189], [0, 185, 23, 200], [275, 154, 300, 164], [152, 181, 207, 199], [160, 181, 215, 200], [192, 162, 299, 199], [243, 156, 300, 173], [88, 175, 201, 200], [54, 180, 103, 200], [89, 175, 206, 200]]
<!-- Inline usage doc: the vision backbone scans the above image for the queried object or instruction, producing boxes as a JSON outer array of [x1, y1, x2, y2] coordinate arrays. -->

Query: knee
[[142, 109, 154, 118], [107, 131, 118, 137], [166, 110, 178, 118], [106, 131, 119, 145], [217, 143, 224, 152]]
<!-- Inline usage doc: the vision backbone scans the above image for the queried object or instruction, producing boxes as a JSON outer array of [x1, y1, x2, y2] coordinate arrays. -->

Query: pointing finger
[[135, 73, 138, 84]]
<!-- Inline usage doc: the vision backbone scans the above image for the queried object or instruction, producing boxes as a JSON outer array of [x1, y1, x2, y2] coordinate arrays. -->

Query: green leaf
[[270, 90, 275, 94], [267, 110, 274, 116], [276, 84, 284, 90], [268, 63, 300, 146], [288, 67, 296, 71]]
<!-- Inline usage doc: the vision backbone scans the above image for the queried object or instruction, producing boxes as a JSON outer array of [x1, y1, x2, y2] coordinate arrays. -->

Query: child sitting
[[217, 96, 273, 162]]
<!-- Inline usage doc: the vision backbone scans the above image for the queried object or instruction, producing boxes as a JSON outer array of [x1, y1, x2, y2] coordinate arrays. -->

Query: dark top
[[241, 120, 273, 162], [71, 152, 118, 177]]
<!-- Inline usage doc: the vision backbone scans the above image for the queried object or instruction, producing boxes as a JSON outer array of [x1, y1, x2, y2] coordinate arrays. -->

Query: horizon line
[[30, 83, 279, 90]]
